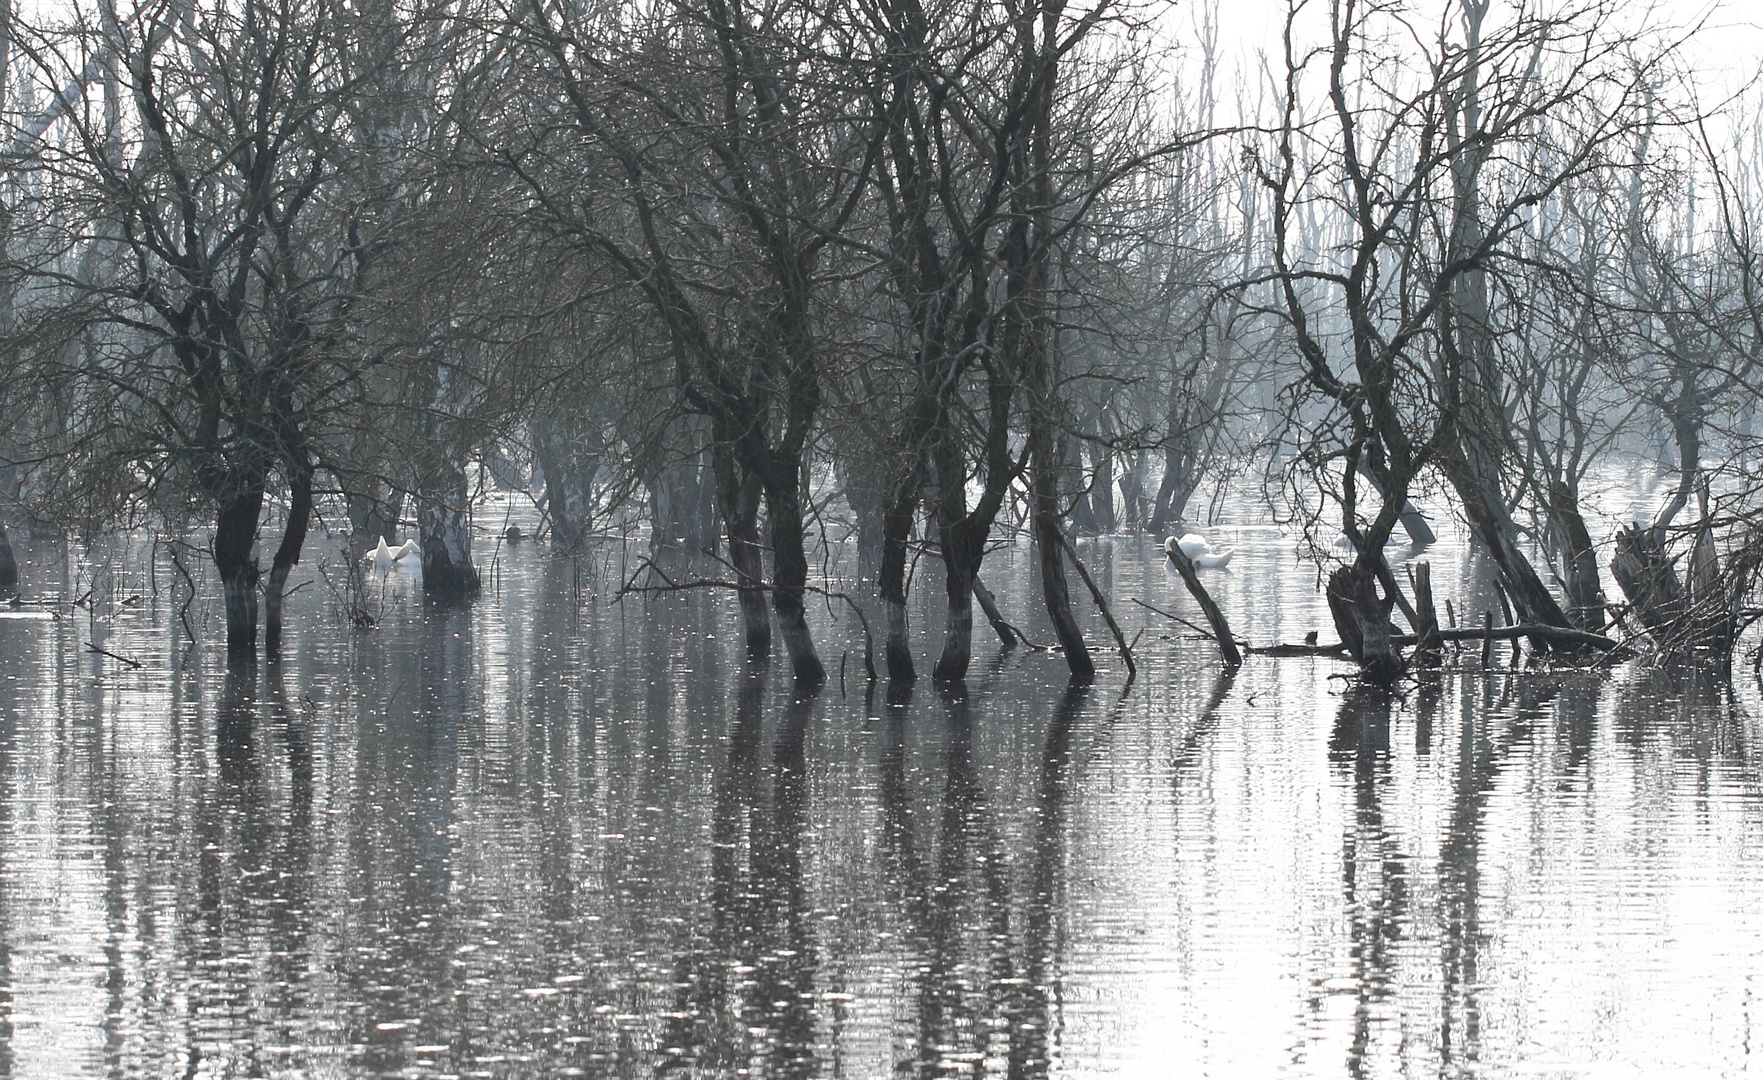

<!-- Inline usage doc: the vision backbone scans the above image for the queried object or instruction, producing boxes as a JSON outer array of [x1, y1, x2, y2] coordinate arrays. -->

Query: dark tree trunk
[[841, 456, 888, 583], [1327, 561, 1402, 686], [971, 577, 1018, 648], [214, 478, 267, 659], [263, 464, 313, 653], [933, 518, 984, 682], [0, 519, 16, 597], [879, 492, 916, 681], [714, 440, 771, 655], [1411, 561, 1442, 669], [1118, 450, 1149, 532], [420, 497, 481, 601], [760, 470, 826, 683], [1148, 450, 1199, 534], [1546, 478, 1605, 630], [1443, 456, 1572, 641], [1035, 511, 1094, 682], [347, 487, 403, 560]]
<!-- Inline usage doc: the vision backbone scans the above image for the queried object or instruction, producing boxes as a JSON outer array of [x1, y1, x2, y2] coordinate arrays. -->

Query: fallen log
[[1249, 623, 1620, 659]]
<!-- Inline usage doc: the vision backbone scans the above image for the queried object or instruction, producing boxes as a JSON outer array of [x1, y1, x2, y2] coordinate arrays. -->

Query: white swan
[[1164, 533, 1234, 569], [368, 537, 421, 569]]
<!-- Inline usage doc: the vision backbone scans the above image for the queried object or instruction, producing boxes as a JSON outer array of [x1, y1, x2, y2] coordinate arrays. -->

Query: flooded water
[[3, 500, 1763, 1078]]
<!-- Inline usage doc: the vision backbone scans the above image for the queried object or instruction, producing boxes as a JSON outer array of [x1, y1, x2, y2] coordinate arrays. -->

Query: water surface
[[1, 513, 1761, 1078]]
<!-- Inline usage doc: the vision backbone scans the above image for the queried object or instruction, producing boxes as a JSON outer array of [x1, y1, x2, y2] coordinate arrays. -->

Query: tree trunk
[[933, 519, 984, 682], [263, 464, 313, 653], [1089, 445, 1116, 534], [347, 486, 403, 560], [1545, 477, 1605, 630], [761, 471, 826, 683], [1148, 450, 1199, 534], [1035, 511, 1094, 682], [1327, 561, 1401, 686], [214, 479, 266, 659], [1118, 450, 1149, 532], [1443, 457, 1573, 640], [0, 519, 16, 597], [1411, 561, 1442, 669], [714, 441, 770, 655], [879, 492, 915, 681]]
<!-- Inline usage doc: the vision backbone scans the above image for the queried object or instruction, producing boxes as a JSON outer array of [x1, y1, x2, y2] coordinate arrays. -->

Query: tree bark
[[263, 463, 313, 653], [761, 468, 827, 683], [879, 492, 915, 681], [714, 440, 771, 655], [214, 479, 266, 659], [1545, 477, 1605, 630], [1327, 561, 1401, 686]]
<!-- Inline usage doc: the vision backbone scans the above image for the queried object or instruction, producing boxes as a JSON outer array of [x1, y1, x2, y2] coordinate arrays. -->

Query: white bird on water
[[368, 537, 420, 570], [1163, 525, 1234, 569]]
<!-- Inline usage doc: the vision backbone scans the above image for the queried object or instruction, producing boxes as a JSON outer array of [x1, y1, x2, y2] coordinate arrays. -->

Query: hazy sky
[[1197, 0, 1763, 102]]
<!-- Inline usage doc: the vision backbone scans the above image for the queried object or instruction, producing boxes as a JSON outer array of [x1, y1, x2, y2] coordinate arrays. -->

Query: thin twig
[[85, 642, 142, 669]]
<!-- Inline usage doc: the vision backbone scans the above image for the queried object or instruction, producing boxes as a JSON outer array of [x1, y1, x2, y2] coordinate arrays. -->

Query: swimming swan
[[1164, 533, 1234, 569]]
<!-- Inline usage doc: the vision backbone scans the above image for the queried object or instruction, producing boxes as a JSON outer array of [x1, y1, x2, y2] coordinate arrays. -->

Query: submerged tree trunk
[[1327, 561, 1401, 686], [263, 463, 313, 653], [1545, 477, 1605, 630], [933, 517, 984, 682], [878, 492, 915, 681], [420, 456, 481, 602], [761, 468, 826, 683], [714, 440, 771, 655], [1034, 511, 1094, 682], [214, 479, 266, 658]]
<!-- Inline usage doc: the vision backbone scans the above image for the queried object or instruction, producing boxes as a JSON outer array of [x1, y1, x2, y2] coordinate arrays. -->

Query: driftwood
[[1250, 623, 1620, 659]]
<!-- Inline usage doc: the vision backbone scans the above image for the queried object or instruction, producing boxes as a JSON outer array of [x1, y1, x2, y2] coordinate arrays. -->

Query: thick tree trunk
[[214, 479, 266, 658], [714, 442, 770, 654], [1327, 561, 1401, 686], [762, 474, 826, 683], [1118, 450, 1149, 532], [1545, 478, 1605, 630], [933, 519, 983, 682], [1148, 450, 1199, 534], [347, 487, 403, 560], [879, 493, 915, 681], [263, 465, 313, 653]]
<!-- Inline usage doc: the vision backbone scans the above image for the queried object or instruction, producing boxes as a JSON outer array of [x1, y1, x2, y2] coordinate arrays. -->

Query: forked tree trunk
[[263, 464, 313, 653], [214, 479, 266, 658]]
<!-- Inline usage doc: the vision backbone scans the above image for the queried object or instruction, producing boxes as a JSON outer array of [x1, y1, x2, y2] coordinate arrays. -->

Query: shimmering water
[[2, 503, 1763, 1078]]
